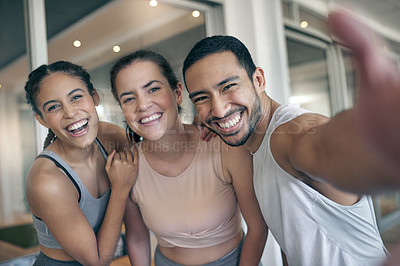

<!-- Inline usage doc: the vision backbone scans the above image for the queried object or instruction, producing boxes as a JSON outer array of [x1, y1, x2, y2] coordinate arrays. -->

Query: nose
[[136, 95, 152, 112], [211, 95, 230, 118], [63, 104, 78, 118]]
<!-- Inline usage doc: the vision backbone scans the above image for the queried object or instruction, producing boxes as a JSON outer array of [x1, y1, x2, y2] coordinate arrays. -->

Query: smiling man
[[182, 10, 399, 266]]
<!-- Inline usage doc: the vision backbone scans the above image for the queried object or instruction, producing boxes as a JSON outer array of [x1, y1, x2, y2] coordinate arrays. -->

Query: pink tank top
[[131, 138, 242, 248]]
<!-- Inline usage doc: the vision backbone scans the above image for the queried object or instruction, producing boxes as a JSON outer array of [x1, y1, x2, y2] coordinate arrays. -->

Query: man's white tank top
[[252, 104, 388, 266]]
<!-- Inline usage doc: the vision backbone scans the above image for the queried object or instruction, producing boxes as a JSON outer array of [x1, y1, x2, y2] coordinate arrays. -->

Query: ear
[[35, 113, 49, 128], [174, 82, 184, 105], [253, 67, 266, 94], [91, 88, 100, 106]]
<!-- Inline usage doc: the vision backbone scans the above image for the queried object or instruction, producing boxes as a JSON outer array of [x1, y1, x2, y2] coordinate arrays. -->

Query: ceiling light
[[300, 21, 308, 28], [149, 0, 158, 7], [113, 45, 121, 53], [73, 40, 81, 47], [192, 10, 200, 18], [0, 84, 2, 89]]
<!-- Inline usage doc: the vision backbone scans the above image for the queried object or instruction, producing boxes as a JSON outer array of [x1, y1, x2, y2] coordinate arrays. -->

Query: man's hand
[[329, 11, 400, 179]]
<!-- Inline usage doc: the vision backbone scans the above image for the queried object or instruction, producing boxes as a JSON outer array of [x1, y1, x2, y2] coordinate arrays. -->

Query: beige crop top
[[131, 137, 242, 248]]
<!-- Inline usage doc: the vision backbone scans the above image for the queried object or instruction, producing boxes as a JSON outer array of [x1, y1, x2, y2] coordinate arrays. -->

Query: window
[[341, 49, 358, 107], [0, 0, 35, 228], [286, 36, 332, 117]]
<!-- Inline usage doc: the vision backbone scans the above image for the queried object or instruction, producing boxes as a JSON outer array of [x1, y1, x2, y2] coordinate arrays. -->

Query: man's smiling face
[[185, 52, 262, 147]]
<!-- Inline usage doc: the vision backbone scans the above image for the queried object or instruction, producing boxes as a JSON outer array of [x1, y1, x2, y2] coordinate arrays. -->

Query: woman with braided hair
[[25, 61, 137, 265]]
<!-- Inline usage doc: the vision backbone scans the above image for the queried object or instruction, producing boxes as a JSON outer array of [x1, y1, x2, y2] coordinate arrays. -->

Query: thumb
[[329, 10, 376, 62], [105, 150, 116, 171]]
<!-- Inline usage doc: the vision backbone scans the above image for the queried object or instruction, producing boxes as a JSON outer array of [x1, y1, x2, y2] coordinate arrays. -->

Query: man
[[182, 11, 397, 266]]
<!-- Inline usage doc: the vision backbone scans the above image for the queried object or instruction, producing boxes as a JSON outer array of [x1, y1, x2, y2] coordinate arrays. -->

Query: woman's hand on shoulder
[[105, 146, 139, 196]]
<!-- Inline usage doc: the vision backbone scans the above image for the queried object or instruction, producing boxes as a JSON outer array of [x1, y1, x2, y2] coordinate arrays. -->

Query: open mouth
[[66, 119, 88, 135], [140, 113, 162, 124], [217, 113, 241, 129]]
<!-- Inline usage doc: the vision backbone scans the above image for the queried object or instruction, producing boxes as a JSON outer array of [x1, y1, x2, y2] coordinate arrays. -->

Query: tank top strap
[[268, 104, 312, 135], [36, 150, 82, 202], [94, 138, 108, 160]]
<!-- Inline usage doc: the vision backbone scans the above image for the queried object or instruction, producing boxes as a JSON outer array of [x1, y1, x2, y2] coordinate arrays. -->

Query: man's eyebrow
[[216, 76, 239, 88], [188, 76, 240, 99], [42, 88, 84, 110], [189, 90, 206, 99]]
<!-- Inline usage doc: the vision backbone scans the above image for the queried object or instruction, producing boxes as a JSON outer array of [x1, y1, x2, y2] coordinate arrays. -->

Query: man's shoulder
[[271, 107, 328, 136]]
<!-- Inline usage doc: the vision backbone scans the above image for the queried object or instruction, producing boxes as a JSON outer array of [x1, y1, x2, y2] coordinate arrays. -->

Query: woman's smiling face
[[35, 72, 99, 149], [115, 61, 182, 142]]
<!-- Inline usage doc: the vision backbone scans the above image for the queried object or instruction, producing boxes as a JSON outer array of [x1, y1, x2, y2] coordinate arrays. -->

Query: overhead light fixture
[[300, 21, 308, 28], [192, 10, 200, 18], [149, 0, 158, 7], [73, 40, 81, 47], [113, 45, 121, 53]]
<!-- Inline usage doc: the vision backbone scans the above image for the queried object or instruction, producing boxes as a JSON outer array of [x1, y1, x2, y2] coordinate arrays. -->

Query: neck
[[51, 138, 97, 164], [141, 123, 198, 158], [245, 94, 278, 154]]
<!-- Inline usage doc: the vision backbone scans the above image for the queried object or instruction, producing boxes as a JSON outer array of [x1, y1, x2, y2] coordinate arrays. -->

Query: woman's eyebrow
[[42, 88, 85, 110]]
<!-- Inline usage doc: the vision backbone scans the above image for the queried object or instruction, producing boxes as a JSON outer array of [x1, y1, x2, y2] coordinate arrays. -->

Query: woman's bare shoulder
[[26, 158, 79, 215]]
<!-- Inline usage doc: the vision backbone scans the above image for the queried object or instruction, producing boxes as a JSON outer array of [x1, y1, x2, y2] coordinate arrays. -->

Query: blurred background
[[0, 0, 399, 265]]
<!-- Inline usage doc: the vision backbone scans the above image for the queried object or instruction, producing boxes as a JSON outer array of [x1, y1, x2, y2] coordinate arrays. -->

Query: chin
[[219, 132, 250, 147], [221, 138, 245, 147]]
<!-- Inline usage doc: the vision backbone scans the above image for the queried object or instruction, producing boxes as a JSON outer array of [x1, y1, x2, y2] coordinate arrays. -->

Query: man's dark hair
[[182, 35, 257, 86]]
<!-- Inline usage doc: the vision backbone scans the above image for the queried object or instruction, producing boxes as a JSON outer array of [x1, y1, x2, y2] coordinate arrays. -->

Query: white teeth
[[67, 119, 88, 131], [141, 113, 161, 124], [218, 114, 241, 129]]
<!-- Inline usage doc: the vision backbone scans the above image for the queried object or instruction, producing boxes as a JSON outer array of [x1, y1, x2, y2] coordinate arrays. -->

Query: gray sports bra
[[31, 138, 111, 249]]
